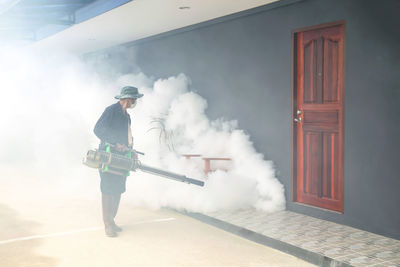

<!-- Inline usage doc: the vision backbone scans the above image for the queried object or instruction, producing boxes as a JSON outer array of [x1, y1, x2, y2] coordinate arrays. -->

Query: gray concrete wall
[[93, 0, 400, 239]]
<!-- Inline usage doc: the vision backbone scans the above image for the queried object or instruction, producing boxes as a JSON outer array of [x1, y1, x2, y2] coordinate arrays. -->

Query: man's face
[[126, 98, 136, 108], [121, 98, 136, 110]]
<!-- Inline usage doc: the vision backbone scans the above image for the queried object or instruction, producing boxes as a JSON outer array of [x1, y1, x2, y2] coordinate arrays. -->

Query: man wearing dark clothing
[[94, 86, 143, 237]]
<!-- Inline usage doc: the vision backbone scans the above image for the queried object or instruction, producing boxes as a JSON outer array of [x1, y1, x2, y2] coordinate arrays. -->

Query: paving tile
[[307, 220, 326, 228], [252, 224, 276, 234], [266, 231, 291, 240], [299, 240, 326, 251], [284, 238, 311, 247], [279, 233, 308, 243], [336, 253, 386, 267], [362, 248, 400, 262], [348, 242, 378, 253], [303, 229, 325, 237], [327, 224, 356, 233], [228, 218, 248, 225], [369, 261, 399, 267], [324, 235, 352, 244], [320, 246, 355, 258], [390, 257, 400, 264], [238, 209, 258, 217], [317, 240, 352, 251], [310, 222, 336, 231], [214, 212, 236, 221], [252, 211, 274, 220], [349, 231, 380, 241], [369, 238, 400, 249], [260, 227, 284, 238], [250, 219, 270, 227]]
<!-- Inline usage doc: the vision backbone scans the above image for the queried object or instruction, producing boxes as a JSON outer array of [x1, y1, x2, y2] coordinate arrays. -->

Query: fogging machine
[[83, 144, 204, 187]]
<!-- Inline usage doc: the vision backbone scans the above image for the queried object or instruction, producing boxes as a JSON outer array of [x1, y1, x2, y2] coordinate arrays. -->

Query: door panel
[[294, 23, 344, 212]]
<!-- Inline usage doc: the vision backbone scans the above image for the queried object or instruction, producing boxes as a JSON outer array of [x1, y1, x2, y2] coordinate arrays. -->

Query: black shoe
[[105, 226, 117, 237]]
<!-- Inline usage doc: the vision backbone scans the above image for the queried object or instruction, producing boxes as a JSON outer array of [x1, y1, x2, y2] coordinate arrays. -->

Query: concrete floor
[[0, 197, 316, 267]]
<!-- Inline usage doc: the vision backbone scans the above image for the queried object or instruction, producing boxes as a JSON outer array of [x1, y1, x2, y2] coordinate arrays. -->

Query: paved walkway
[[186, 209, 400, 267]]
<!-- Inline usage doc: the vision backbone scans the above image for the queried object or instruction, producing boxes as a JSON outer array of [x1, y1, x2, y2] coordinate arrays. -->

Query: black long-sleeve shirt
[[94, 102, 131, 146]]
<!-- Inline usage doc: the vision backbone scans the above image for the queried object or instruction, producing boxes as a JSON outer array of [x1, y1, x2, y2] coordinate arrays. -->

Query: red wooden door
[[294, 23, 344, 212]]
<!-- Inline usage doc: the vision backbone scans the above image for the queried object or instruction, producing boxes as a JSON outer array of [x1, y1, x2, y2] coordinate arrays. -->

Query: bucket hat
[[115, 86, 144, 99]]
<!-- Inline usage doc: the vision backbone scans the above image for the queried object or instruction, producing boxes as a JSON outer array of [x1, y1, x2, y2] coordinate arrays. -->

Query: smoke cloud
[[0, 47, 285, 213]]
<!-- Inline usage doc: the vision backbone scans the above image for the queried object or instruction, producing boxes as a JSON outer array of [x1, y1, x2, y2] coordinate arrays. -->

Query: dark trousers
[[102, 193, 121, 227], [100, 171, 127, 195]]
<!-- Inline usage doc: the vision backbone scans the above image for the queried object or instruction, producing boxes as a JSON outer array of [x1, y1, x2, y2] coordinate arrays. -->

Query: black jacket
[[94, 102, 131, 147]]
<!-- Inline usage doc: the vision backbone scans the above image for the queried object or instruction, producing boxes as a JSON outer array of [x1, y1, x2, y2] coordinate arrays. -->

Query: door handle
[[295, 109, 302, 123]]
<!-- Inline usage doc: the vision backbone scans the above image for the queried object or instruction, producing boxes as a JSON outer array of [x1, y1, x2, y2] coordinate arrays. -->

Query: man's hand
[[115, 143, 128, 152]]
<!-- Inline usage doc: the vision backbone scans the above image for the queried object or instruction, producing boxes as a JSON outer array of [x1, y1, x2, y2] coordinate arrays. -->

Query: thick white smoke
[[0, 48, 285, 213], [0, 48, 109, 201]]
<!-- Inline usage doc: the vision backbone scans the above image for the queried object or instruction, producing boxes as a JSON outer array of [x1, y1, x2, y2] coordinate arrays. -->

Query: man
[[94, 86, 143, 237]]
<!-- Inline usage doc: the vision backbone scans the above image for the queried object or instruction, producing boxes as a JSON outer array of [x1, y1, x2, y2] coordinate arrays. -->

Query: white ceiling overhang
[[32, 0, 279, 55]]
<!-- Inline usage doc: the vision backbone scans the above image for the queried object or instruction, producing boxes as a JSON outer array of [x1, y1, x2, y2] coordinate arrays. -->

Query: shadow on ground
[[0, 203, 58, 267]]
